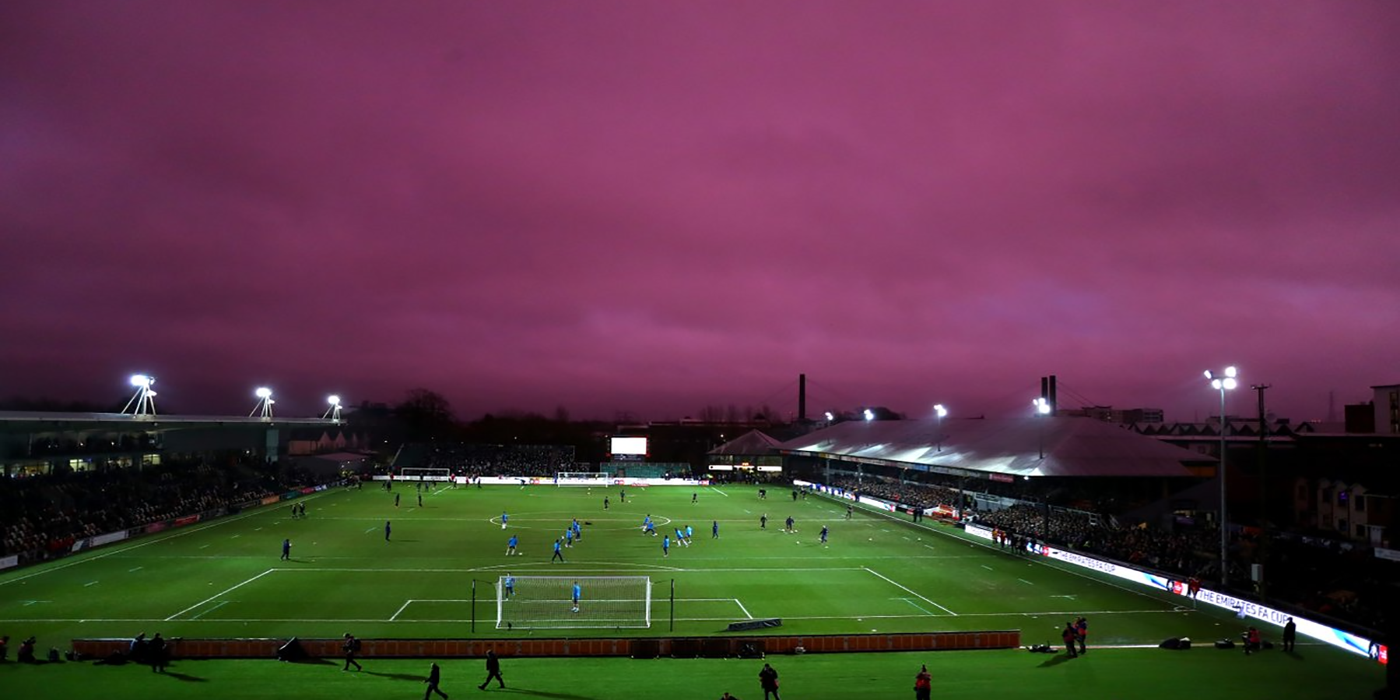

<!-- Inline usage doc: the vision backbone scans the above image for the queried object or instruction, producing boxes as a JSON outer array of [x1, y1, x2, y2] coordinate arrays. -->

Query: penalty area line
[[863, 567, 957, 616], [165, 569, 276, 621]]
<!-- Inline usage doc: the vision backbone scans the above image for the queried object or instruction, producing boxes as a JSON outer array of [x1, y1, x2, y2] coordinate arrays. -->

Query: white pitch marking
[[896, 597, 936, 616], [734, 598, 753, 619], [199, 545, 210, 550], [863, 567, 957, 616], [128, 567, 143, 573], [165, 569, 275, 621], [84, 581, 99, 587], [1018, 579, 1035, 585], [981, 565, 994, 571], [230, 535, 240, 539], [389, 600, 414, 622], [708, 487, 730, 497], [189, 600, 229, 621]]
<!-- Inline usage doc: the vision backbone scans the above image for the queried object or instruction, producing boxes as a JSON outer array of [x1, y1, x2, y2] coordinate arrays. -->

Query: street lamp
[[1205, 366, 1238, 587], [323, 394, 343, 421], [1032, 397, 1051, 459]]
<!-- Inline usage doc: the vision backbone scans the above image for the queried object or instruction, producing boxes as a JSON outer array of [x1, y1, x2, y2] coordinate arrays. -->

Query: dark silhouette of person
[[914, 664, 931, 700], [758, 662, 781, 700], [1282, 617, 1297, 652], [149, 632, 167, 672], [342, 633, 362, 671], [424, 661, 448, 699], [479, 649, 505, 689]]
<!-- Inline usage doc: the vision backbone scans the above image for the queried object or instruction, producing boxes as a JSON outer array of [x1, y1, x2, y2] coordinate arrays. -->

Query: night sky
[[2, 2, 1398, 422]]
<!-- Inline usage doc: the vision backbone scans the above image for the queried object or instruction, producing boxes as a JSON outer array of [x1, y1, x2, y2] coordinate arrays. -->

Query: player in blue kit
[[501, 512, 509, 530], [571, 581, 581, 613], [712, 520, 719, 539], [504, 573, 515, 598], [506, 534, 518, 556], [552, 538, 565, 563], [662, 535, 670, 558], [820, 525, 829, 544]]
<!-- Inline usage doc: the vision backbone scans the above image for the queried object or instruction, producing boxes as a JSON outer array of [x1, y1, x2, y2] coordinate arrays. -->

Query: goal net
[[399, 467, 451, 481], [556, 471, 611, 486], [496, 575, 651, 629]]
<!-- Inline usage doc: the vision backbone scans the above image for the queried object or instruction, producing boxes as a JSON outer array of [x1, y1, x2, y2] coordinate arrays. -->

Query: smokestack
[[1049, 375, 1058, 414], [1040, 376, 1049, 403], [798, 373, 807, 423]]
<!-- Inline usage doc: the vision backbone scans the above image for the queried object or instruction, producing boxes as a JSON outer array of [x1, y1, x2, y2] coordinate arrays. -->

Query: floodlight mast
[[251, 387, 275, 419], [1032, 397, 1051, 459], [323, 394, 343, 421], [1205, 366, 1238, 587], [121, 374, 158, 417]]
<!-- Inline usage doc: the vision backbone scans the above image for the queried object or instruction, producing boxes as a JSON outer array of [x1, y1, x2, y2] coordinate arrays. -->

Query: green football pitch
[[0, 483, 1385, 699]]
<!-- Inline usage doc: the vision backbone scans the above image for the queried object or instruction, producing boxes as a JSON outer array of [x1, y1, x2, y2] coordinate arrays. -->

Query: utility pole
[[1252, 383, 1271, 597]]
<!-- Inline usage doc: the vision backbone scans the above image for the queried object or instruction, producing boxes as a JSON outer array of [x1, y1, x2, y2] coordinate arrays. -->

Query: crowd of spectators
[[821, 472, 1389, 634], [396, 443, 578, 478], [1, 458, 315, 565]]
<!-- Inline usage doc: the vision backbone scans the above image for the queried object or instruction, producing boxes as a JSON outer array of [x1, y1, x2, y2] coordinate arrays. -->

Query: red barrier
[[74, 630, 1019, 660]]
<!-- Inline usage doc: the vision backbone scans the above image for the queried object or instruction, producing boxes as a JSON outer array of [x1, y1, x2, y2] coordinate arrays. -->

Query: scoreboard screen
[[610, 436, 648, 456]]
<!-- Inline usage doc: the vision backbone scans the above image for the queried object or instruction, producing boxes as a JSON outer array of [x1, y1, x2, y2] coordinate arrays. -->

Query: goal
[[399, 467, 451, 481], [555, 471, 611, 486], [496, 575, 652, 629]]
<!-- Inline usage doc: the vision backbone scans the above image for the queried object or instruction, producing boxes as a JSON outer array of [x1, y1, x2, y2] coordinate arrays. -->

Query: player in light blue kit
[[571, 581, 582, 613], [501, 512, 509, 530], [504, 573, 515, 597], [506, 534, 518, 556], [662, 535, 670, 558]]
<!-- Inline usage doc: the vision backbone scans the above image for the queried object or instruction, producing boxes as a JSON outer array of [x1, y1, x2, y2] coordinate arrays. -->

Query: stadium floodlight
[[1033, 397, 1051, 459], [497, 575, 652, 630], [120, 374, 158, 416], [251, 386, 275, 419], [323, 394, 343, 421], [1206, 365, 1239, 587], [934, 404, 948, 419], [863, 409, 874, 421], [824, 411, 835, 422]]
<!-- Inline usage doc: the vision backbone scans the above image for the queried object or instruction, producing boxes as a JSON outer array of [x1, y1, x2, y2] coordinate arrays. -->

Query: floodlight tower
[[251, 387, 275, 419], [323, 394, 343, 421], [863, 408, 875, 421], [1205, 365, 1238, 587], [934, 404, 948, 451], [121, 374, 158, 416], [1032, 397, 1051, 459]]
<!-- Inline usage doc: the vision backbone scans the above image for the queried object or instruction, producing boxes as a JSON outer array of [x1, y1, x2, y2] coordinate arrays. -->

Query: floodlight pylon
[[121, 375, 158, 416], [323, 394, 343, 421], [251, 387, 275, 419]]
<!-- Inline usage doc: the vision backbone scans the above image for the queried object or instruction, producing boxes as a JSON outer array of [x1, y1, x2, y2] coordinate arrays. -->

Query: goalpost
[[555, 471, 611, 486], [496, 575, 652, 629]]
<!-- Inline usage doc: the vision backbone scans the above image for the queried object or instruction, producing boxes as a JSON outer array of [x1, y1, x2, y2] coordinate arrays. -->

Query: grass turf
[[0, 483, 1385, 698]]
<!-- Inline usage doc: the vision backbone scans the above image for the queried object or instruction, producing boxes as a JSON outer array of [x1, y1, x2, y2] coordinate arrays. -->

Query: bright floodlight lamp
[[251, 387, 275, 419], [934, 404, 948, 419], [1033, 397, 1051, 459], [1206, 365, 1239, 588], [863, 409, 875, 421], [121, 374, 158, 416], [323, 394, 344, 421], [824, 411, 834, 422]]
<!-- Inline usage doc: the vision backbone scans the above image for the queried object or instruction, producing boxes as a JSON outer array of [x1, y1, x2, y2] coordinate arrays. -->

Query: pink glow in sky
[[2, 1, 1398, 422]]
